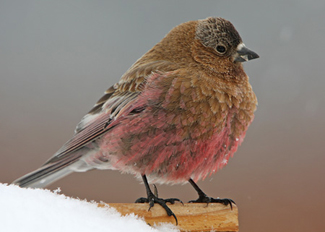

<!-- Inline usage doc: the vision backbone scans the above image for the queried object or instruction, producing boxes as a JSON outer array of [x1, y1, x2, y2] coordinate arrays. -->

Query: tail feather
[[12, 153, 84, 188]]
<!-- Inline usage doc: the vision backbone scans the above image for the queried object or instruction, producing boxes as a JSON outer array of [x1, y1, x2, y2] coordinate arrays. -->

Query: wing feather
[[43, 60, 178, 166]]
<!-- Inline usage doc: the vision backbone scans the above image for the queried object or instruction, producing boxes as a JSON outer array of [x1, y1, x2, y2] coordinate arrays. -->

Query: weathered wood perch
[[98, 202, 238, 232]]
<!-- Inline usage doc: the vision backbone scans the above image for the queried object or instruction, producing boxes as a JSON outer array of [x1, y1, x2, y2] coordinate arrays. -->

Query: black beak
[[234, 43, 259, 62]]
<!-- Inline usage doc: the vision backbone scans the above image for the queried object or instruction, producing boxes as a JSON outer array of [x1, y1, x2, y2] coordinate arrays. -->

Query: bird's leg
[[135, 175, 182, 225], [188, 178, 235, 209]]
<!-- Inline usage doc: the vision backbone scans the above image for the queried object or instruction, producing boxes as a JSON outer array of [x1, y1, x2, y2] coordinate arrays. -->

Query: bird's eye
[[216, 45, 226, 54]]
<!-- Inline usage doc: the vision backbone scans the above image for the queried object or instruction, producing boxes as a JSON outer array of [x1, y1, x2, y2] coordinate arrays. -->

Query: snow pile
[[0, 183, 179, 232]]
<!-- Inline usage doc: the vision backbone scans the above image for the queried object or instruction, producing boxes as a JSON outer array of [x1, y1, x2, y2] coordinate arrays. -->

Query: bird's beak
[[234, 43, 259, 62]]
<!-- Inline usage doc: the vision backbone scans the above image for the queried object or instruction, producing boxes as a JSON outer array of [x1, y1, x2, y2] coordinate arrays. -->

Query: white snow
[[0, 183, 179, 232]]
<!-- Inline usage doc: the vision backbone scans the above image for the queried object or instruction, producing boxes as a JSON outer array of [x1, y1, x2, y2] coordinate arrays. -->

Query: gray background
[[1, 1, 324, 231]]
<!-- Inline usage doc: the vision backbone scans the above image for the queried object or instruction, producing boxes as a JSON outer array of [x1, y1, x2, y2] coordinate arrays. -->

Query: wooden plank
[[98, 202, 238, 232]]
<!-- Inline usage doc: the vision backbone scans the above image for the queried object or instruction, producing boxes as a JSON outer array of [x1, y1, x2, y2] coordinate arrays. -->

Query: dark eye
[[216, 45, 226, 54]]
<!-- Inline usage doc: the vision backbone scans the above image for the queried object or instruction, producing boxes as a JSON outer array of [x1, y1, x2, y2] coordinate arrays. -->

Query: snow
[[0, 183, 179, 232]]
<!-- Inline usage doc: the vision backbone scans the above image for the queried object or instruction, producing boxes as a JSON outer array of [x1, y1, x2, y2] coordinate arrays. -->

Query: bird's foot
[[135, 194, 182, 224], [137, 176, 182, 225], [135, 184, 182, 225], [189, 194, 235, 209]]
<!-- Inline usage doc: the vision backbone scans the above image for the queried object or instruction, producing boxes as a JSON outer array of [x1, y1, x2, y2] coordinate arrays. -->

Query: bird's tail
[[12, 151, 87, 188]]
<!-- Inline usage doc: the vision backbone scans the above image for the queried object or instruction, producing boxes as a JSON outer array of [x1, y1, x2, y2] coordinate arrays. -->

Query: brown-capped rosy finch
[[13, 17, 259, 223]]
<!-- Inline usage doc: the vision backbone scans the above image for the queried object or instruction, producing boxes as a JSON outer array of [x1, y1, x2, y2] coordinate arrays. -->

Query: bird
[[12, 17, 259, 223]]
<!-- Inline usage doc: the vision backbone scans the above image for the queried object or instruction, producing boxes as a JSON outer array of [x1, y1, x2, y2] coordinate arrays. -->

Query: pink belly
[[98, 109, 244, 184]]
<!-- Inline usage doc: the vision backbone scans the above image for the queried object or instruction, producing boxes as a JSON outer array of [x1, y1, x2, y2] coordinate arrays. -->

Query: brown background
[[1, 1, 324, 231]]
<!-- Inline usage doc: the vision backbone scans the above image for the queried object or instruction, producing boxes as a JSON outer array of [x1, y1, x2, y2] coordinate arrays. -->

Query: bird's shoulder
[[85, 60, 178, 115]]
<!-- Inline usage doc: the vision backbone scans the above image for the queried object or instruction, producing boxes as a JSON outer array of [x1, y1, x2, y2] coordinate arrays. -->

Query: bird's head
[[194, 17, 259, 66]]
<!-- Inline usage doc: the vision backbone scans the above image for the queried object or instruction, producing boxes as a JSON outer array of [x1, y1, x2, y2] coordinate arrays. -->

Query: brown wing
[[44, 60, 177, 165]]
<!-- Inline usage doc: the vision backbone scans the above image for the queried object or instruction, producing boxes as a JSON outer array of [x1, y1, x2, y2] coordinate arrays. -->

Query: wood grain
[[98, 202, 238, 232]]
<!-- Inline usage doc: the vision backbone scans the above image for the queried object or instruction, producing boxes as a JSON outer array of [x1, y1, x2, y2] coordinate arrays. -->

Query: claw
[[135, 194, 180, 225], [136, 175, 181, 225], [165, 198, 184, 205], [189, 196, 236, 209], [135, 197, 148, 203], [188, 179, 236, 210], [210, 198, 236, 210]]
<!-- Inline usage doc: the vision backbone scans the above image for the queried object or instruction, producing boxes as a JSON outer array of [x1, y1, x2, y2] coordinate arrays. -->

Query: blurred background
[[1, 1, 324, 231]]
